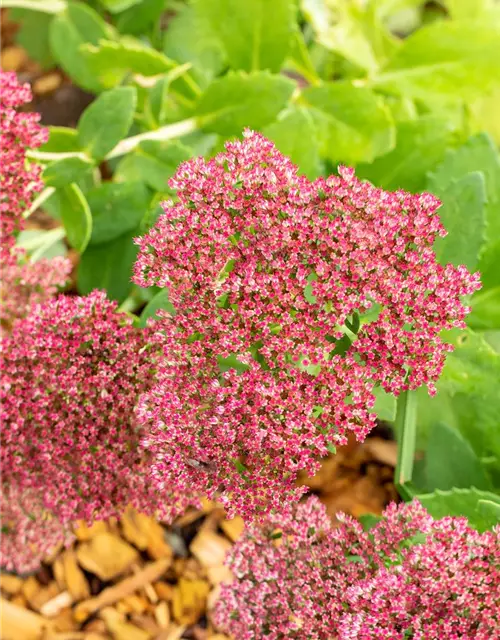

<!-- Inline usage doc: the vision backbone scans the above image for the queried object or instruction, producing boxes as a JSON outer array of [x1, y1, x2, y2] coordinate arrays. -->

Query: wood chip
[[40, 591, 73, 618], [74, 559, 170, 622], [76, 532, 138, 581], [62, 548, 90, 601], [52, 607, 77, 632], [30, 581, 60, 613], [362, 437, 398, 467], [100, 606, 153, 640], [154, 624, 186, 640], [154, 601, 170, 629], [220, 516, 244, 542], [0, 597, 54, 640], [153, 582, 174, 601], [206, 565, 233, 586], [74, 520, 108, 541], [33, 72, 62, 96], [22, 576, 41, 608], [0, 574, 23, 595], [171, 578, 209, 626], [0, 45, 27, 72], [189, 531, 231, 569]]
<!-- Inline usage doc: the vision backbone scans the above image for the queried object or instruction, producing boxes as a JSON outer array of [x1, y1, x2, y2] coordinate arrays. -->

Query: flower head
[[215, 497, 500, 639], [134, 131, 479, 518]]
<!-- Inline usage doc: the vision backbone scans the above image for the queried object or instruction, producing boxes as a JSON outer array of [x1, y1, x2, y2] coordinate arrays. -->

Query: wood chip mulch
[[1, 433, 398, 640]]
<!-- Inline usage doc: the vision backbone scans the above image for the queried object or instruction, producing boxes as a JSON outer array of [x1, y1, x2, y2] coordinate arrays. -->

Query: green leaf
[[197, 71, 295, 136], [116, 0, 166, 35], [263, 106, 322, 179], [417, 487, 500, 531], [438, 329, 500, 461], [77, 87, 137, 161], [42, 156, 94, 188], [445, 0, 500, 21], [200, 0, 295, 73], [57, 184, 92, 253], [97, 0, 140, 13], [424, 422, 491, 491], [82, 38, 179, 87], [10, 8, 54, 69], [373, 20, 500, 103], [432, 172, 486, 272], [87, 182, 150, 245], [139, 289, 175, 328], [372, 386, 396, 422], [301, 82, 394, 165], [78, 228, 140, 303], [49, 1, 114, 92], [39, 126, 81, 153], [357, 116, 459, 191], [478, 240, 500, 290], [115, 140, 193, 193], [477, 499, 500, 526], [427, 133, 500, 251], [163, 2, 226, 86], [468, 287, 500, 331], [17, 228, 67, 261]]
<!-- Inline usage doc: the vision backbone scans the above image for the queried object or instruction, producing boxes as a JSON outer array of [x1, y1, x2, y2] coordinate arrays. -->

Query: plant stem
[[105, 117, 198, 159], [23, 186, 56, 219], [29, 227, 66, 262], [0, 0, 65, 13], [27, 150, 90, 162], [395, 390, 418, 501]]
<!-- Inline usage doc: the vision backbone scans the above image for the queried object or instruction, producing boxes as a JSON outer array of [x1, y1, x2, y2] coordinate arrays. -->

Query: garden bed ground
[[0, 433, 397, 640]]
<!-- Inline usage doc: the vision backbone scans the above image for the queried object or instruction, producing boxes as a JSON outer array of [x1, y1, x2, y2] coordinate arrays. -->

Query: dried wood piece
[[116, 594, 149, 615], [33, 73, 62, 96], [362, 437, 398, 467], [129, 614, 161, 635], [171, 578, 210, 626], [74, 559, 170, 622], [122, 509, 173, 561], [40, 591, 73, 618], [132, 563, 158, 604], [120, 508, 149, 550], [22, 575, 41, 607], [153, 582, 174, 602], [0, 597, 55, 640], [219, 517, 244, 542], [206, 565, 232, 586], [100, 606, 152, 640], [74, 520, 108, 541], [189, 531, 231, 569], [30, 581, 60, 612], [154, 601, 170, 629], [154, 624, 186, 640], [62, 548, 90, 601], [76, 532, 138, 581], [0, 574, 23, 595], [52, 556, 66, 591], [51, 607, 77, 633]]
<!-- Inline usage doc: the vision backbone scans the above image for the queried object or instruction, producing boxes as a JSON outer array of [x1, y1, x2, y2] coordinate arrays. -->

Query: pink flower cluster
[[1, 252, 71, 326], [0, 484, 74, 574], [214, 497, 500, 639], [0, 71, 47, 262], [134, 130, 480, 518], [1, 292, 195, 572]]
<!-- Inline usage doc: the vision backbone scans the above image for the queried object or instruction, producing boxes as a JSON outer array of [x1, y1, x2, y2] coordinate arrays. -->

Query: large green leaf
[[357, 116, 459, 191], [200, 0, 295, 73], [77, 87, 137, 161], [373, 20, 500, 103], [438, 329, 500, 461], [478, 240, 500, 291], [197, 71, 295, 136], [139, 289, 175, 328], [263, 106, 322, 179], [49, 1, 114, 92], [97, 0, 140, 13], [87, 182, 150, 246], [10, 8, 54, 69], [116, 0, 166, 35], [427, 133, 500, 246], [301, 82, 394, 165], [82, 38, 179, 88], [417, 487, 500, 531], [163, 2, 226, 86], [432, 172, 486, 272], [115, 140, 193, 193], [424, 422, 492, 492], [57, 184, 92, 253], [39, 127, 81, 154], [468, 287, 500, 331], [78, 228, 140, 303], [42, 157, 95, 188]]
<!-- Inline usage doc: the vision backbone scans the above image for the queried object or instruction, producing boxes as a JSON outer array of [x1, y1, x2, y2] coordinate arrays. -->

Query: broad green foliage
[[8, 0, 500, 529]]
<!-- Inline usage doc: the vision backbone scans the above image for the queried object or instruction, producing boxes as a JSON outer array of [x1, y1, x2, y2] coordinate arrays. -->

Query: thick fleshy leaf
[[42, 156, 94, 188], [263, 106, 322, 179], [77, 86, 137, 161], [199, 0, 295, 72], [197, 71, 295, 136], [417, 487, 500, 532], [57, 183, 92, 253], [302, 82, 394, 164]]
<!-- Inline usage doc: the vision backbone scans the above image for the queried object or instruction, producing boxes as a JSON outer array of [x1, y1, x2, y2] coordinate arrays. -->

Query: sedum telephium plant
[[134, 130, 480, 519], [214, 496, 500, 639]]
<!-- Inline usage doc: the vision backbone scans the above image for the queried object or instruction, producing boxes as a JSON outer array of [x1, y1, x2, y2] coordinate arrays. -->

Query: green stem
[[395, 390, 418, 501], [27, 150, 90, 162], [0, 0, 65, 13], [23, 186, 56, 219], [29, 227, 66, 262], [105, 116, 198, 160]]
